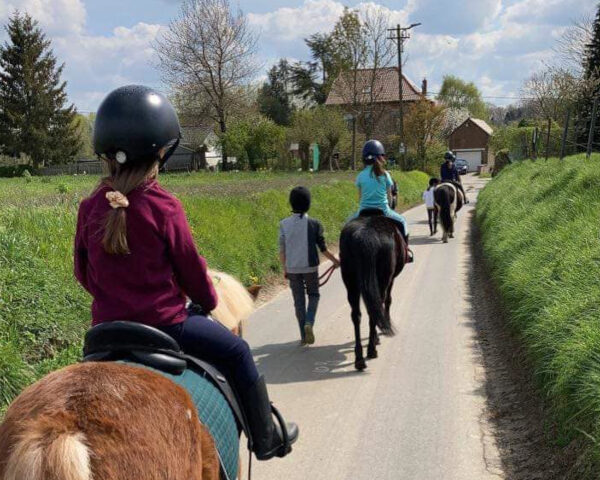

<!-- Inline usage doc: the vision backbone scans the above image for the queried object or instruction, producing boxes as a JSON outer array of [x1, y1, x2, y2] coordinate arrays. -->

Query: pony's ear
[[247, 285, 261, 300]]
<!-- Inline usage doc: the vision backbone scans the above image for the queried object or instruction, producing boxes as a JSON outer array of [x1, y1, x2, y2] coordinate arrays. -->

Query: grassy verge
[[476, 154, 600, 475], [0, 169, 428, 413]]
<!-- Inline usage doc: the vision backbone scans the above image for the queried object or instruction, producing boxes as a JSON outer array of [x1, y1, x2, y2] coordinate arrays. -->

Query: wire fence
[[37, 149, 200, 176]]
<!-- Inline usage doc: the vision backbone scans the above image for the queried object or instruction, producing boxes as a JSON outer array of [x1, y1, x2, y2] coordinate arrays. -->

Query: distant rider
[[440, 151, 469, 204]]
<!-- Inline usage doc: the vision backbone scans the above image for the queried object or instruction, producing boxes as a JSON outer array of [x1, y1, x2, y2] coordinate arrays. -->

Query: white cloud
[[248, 0, 410, 43], [502, 0, 596, 26], [248, 0, 346, 43], [0, 0, 86, 35], [409, 0, 502, 34]]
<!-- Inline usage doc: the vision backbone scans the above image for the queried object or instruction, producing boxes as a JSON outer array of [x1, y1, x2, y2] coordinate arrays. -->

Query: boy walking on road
[[423, 178, 439, 235], [279, 187, 340, 345]]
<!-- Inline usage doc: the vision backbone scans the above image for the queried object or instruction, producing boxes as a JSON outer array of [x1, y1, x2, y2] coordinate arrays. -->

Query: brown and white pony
[[0, 271, 256, 480], [434, 182, 464, 243]]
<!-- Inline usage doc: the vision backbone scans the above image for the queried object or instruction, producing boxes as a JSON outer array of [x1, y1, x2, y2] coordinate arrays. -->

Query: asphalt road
[[244, 174, 503, 480]]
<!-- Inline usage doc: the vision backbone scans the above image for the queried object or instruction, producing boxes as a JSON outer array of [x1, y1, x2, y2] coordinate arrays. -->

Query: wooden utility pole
[[587, 96, 599, 159], [388, 23, 420, 164], [559, 110, 570, 160], [545, 118, 551, 161]]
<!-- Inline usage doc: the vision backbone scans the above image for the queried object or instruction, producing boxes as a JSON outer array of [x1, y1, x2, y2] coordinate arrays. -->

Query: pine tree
[[0, 12, 80, 169], [575, 4, 600, 149], [258, 59, 293, 125], [585, 7, 600, 79]]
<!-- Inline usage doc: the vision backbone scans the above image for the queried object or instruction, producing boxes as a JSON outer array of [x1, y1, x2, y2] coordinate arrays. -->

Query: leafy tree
[[74, 113, 95, 159], [220, 115, 285, 170], [0, 12, 80, 169], [403, 99, 447, 170], [288, 106, 350, 171], [258, 59, 293, 125], [437, 75, 489, 120]]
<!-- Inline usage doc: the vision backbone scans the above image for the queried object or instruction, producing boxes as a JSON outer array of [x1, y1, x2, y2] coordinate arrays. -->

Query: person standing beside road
[[279, 186, 340, 346], [440, 151, 469, 204], [423, 177, 439, 235]]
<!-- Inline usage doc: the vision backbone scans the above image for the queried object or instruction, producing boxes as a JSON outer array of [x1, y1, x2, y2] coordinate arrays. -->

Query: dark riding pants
[[288, 272, 320, 340], [427, 207, 437, 233], [157, 314, 259, 393]]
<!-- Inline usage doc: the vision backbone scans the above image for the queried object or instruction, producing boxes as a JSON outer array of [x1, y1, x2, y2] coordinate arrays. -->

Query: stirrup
[[407, 248, 415, 263], [270, 403, 291, 456]]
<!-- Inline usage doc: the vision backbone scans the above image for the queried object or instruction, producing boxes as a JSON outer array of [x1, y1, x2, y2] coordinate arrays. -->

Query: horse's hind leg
[[367, 315, 378, 359], [347, 280, 366, 370]]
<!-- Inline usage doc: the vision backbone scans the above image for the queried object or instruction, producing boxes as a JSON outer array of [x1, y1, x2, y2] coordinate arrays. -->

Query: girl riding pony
[[352, 140, 409, 242], [74, 85, 298, 461]]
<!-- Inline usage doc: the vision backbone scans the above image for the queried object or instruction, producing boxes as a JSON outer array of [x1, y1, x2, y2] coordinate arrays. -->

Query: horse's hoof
[[367, 350, 378, 359], [449, 233, 454, 238], [375, 335, 381, 345], [443, 238, 448, 243], [355, 359, 367, 370]]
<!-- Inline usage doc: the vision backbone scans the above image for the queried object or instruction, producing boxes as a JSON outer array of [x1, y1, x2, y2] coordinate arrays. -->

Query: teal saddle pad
[[122, 362, 239, 480]]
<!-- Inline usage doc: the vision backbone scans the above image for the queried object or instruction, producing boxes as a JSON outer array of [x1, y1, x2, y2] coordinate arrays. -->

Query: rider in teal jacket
[[352, 140, 409, 240]]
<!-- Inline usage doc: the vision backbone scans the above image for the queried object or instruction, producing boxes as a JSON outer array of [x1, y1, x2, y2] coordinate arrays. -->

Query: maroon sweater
[[74, 180, 218, 326]]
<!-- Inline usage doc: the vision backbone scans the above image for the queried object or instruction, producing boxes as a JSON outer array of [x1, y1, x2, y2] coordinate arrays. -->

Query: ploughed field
[[0, 169, 428, 414]]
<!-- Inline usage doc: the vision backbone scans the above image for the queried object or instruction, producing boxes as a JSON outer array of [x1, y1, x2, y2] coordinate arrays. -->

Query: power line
[[425, 91, 534, 101]]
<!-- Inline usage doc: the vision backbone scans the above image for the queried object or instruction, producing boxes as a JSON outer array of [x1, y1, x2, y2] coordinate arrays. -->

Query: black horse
[[434, 181, 464, 243], [340, 211, 407, 370]]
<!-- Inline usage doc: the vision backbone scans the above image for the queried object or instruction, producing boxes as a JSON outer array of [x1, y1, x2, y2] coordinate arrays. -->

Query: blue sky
[[0, 0, 597, 111]]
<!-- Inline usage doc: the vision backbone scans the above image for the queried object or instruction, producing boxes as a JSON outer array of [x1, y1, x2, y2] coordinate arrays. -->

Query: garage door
[[455, 150, 482, 172]]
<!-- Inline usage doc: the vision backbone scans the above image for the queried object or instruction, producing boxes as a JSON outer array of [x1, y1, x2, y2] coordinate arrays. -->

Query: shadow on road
[[409, 235, 441, 245], [463, 209, 576, 479], [253, 339, 371, 385]]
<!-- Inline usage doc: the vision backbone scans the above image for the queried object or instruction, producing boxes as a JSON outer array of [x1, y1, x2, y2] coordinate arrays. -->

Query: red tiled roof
[[325, 67, 423, 105]]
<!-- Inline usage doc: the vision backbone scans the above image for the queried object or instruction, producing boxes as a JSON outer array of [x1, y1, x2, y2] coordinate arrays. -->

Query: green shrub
[[0, 165, 32, 178], [477, 153, 600, 474]]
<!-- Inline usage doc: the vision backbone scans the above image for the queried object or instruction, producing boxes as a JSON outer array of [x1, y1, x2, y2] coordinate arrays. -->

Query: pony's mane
[[208, 270, 255, 330]]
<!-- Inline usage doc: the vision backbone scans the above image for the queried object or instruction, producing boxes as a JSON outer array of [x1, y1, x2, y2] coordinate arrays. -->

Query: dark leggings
[[427, 208, 437, 233], [157, 315, 259, 393]]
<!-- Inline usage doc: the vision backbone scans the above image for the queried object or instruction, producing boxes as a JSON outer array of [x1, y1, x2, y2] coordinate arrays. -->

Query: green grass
[[0, 169, 428, 414], [476, 154, 600, 475]]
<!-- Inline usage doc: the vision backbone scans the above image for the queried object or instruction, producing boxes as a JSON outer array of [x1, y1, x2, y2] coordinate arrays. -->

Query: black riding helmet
[[289, 186, 311, 213], [444, 151, 455, 162], [93, 85, 181, 168], [362, 139, 385, 165]]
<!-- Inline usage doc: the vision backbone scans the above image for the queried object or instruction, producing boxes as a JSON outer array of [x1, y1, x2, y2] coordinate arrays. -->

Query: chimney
[[421, 78, 428, 97]]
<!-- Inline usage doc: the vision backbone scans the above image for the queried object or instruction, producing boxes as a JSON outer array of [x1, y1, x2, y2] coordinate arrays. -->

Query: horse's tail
[[435, 186, 453, 233], [4, 423, 91, 480], [357, 234, 395, 336]]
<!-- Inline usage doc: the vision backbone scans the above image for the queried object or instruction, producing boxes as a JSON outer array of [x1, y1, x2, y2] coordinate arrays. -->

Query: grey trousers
[[288, 272, 320, 339]]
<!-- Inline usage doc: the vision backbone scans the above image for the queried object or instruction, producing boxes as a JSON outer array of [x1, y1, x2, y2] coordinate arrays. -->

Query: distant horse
[[434, 182, 464, 243], [340, 212, 407, 370], [0, 271, 256, 480]]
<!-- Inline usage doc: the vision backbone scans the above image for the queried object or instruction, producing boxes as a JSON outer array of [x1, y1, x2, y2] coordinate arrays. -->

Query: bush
[[492, 149, 511, 176], [0, 165, 32, 178]]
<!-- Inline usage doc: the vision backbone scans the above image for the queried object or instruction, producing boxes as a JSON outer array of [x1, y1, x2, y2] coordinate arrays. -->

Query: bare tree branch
[[154, 0, 259, 169]]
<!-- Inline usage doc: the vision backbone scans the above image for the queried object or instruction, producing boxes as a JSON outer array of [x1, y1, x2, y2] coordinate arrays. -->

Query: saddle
[[358, 209, 413, 264], [83, 321, 251, 480]]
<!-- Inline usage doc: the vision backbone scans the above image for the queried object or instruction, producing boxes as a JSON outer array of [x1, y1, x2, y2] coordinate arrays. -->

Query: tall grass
[[0, 169, 428, 414], [477, 154, 600, 474]]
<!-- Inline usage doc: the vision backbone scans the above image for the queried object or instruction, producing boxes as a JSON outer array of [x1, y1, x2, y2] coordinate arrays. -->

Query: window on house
[[362, 86, 372, 94]]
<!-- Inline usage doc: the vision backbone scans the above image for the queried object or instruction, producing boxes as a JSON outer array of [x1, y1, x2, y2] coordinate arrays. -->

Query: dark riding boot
[[405, 234, 414, 263], [242, 375, 299, 460]]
